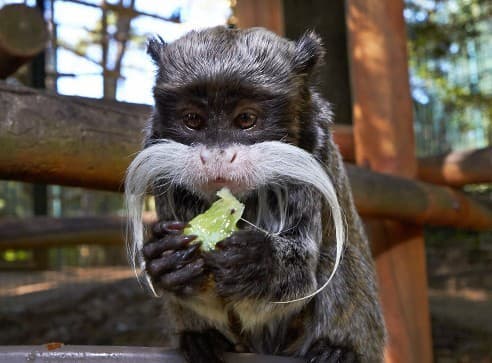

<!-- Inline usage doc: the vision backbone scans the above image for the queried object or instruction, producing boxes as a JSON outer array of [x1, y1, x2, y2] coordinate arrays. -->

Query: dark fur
[[142, 27, 385, 362]]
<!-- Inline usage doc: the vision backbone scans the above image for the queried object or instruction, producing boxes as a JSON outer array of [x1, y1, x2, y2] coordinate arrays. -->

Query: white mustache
[[124, 139, 346, 303]]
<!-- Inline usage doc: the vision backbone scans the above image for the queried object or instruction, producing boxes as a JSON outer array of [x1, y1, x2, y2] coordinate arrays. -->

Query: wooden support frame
[[332, 127, 492, 186], [2, 167, 492, 250], [0, 82, 150, 191], [346, 0, 433, 362], [1, 81, 491, 232], [2, 81, 491, 190], [0, 345, 301, 363], [418, 147, 492, 187]]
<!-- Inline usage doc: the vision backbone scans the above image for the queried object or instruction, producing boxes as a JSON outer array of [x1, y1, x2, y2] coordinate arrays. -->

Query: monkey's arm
[[205, 186, 321, 302], [143, 221, 207, 296]]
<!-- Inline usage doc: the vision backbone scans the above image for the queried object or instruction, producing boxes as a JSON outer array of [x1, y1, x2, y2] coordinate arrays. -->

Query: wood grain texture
[[346, 0, 434, 362], [332, 127, 492, 186], [0, 81, 150, 190], [234, 0, 284, 35], [0, 4, 48, 78]]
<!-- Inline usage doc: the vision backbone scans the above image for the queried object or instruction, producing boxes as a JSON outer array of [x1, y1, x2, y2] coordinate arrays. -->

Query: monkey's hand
[[204, 229, 274, 299], [142, 221, 207, 296]]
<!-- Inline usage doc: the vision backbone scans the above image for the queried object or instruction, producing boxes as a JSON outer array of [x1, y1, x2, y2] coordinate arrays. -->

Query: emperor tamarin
[[125, 26, 386, 363]]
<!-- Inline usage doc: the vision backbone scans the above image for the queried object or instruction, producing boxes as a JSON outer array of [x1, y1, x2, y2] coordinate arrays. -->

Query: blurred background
[[0, 0, 490, 362]]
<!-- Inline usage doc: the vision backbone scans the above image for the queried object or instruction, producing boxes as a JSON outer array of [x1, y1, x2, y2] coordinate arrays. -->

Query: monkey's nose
[[200, 149, 212, 164], [224, 149, 237, 163], [200, 148, 237, 164]]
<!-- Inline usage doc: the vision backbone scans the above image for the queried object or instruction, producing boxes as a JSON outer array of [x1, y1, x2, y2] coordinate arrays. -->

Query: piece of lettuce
[[183, 188, 245, 251]]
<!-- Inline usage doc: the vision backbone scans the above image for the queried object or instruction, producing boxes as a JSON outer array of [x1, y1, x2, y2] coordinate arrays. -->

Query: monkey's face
[[142, 27, 325, 196], [149, 84, 291, 195], [126, 28, 346, 277]]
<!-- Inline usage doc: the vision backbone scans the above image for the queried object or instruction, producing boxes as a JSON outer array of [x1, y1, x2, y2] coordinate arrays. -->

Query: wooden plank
[[346, 0, 433, 362], [0, 81, 150, 191], [0, 345, 302, 363], [347, 164, 492, 230], [3, 168, 492, 250], [418, 147, 492, 187], [332, 127, 492, 186], [283, 0, 353, 126], [1, 82, 491, 231], [0, 216, 127, 250], [234, 0, 284, 35]]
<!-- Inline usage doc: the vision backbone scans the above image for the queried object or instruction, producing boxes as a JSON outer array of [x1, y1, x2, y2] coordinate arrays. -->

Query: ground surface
[[0, 238, 491, 363]]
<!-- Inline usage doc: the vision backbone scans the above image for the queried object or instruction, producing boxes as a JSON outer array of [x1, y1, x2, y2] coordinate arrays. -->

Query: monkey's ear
[[292, 31, 325, 75], [147, 36, 167, 65]]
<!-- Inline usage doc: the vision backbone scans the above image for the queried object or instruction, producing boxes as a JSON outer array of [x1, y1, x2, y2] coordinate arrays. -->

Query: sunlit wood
[[346, 0, 433, 361]]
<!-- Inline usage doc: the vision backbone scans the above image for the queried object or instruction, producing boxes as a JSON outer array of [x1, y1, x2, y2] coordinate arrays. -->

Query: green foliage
[[2, 249, 31, 262], [406, 0, 492, 155]]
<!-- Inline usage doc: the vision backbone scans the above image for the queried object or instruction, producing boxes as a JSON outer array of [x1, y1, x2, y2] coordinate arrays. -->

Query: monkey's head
[[138, 26, 328, 197], [146, 26, 325, 147], [126, 27, 344, 280]]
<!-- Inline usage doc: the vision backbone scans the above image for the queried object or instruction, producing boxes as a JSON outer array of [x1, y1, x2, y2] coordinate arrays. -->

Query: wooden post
[[234, 0, 284, 35], [283, 0, 353, 126], [346, 1, 433, 362]]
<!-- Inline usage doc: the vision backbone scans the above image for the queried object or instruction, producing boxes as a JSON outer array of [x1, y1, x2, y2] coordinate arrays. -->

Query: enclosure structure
[[1, 0, 491, 362]]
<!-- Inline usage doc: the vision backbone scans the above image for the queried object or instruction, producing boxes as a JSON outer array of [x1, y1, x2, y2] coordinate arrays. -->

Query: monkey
[[124, 26, 386, 363]]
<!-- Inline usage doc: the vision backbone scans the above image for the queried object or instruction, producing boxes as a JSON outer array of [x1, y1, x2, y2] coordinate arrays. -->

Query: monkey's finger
[[146, 243, 201, 276], [151, 221, 187, 238], [203, 250, 244, 269], [143, 235, 198, 259], [159, 259, 205, 289]]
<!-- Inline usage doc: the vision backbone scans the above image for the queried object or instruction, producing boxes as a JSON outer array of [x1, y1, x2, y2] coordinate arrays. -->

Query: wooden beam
[[347, 164, 492, 230], [0, 345, 302, 363], [418, 147, 492, 187], [346, 1, 433, 362], [0, 4, 48, 79], [332, 127, 492, 186], [2, 169, 491, 250], [1, 82, 492, 231], [0, 81, 150, 191], [0, 168, 492, 253], [0, 214, 156, 250], [3, 81, 489, 190], [283, 0, 353, 126], [0, 216, 125, 250]]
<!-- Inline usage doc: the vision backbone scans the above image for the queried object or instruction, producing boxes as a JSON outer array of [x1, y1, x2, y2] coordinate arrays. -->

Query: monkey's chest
[[182, 286, 304, 354], [181, 287, 230, 328]]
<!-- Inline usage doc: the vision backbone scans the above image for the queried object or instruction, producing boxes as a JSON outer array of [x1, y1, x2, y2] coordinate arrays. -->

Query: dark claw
[[143, 235, 197, 259], [147, 243, 201, 276]]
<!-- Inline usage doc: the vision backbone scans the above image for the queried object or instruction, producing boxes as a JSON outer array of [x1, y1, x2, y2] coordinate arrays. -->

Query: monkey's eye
[[182, 112, 205, 130], [235, 112, 257, 129]]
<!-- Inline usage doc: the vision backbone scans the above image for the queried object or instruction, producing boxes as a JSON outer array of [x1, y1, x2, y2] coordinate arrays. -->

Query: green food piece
[[183, 188, 245, 251]]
